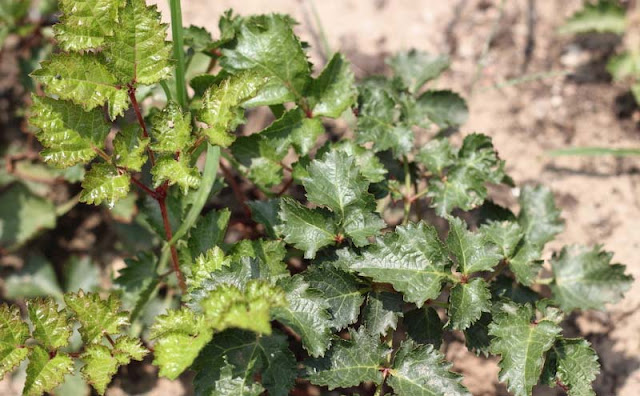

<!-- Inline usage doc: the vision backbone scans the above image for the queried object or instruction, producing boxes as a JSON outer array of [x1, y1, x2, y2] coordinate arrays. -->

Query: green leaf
[[64, 291, 129, 345], [550, 245, 632, 311], [112, 335, 149, 363], [188, 208, 231, 257], [559, 0, 626, 35], [362, 291, 404, 337], [150, 101, 192, 153], [464, 312, 492, 356], [113, 124, 149, 172], [0, 304, 30, 380], [416, 138, 456, 176], [518, 185, 564, 247], [388, 341, 470, 396], [480, 221, 524, 259], [330, 140, 387, 183], [80, 163, 130, 208], [65, 256, 100, 293], [189, 247, 230, 291], [0, 184, 56, 249], [448, 278, 491, 331], [104, 0, 172, 85], [387, 50, 450, 93], [151, 156, 201, 194], [272, 275, 332, 357], [346, 222, 451, 307], [607, 50, 640, 81], [447, 217, 502, 275], [277, 197, 337, 259], [489, 303, 562, 396], [248, 199, 280, 238], [31, 53, 129, 119], [308, 53, 356, 118], [416, 89, 468, 128], [509, 241, 543, 286], [4, 255, 63, 300], [305, 328, 388, 389], [193, 329, 296, 396], [405, 306, 443, 348], [54, 0, 125, 51], [80, 345, 119, 395], [114, 252, 158, 317], [214, 362, 265, 396], [183, 25, 214, 53], [30, 96, 110, 168], [220, 14, 310, 105], [27, 298, 71, 351], [342, 205, 385, 247], [544, 339, 599, 396], [304, 265, 364, 330], [24, 346, 74, 396], [198, 71, 267, 146]]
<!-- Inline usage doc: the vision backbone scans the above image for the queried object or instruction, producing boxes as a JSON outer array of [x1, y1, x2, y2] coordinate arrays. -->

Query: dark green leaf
[[447, 217, 502, 275], [362, 291, 404, 337], [405, 306, 443, 348], [518, 185, 564, 247], [448, 278, 491, 331]]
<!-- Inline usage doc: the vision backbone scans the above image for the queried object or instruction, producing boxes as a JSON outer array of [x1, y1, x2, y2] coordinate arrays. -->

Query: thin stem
[[169, 0, 188, 110], [127, 85, 156, 166], [159, 80, 173, 101], [158, 190, 187, 294], [130, 177, 158, 198], [402, 156, 412, 225]]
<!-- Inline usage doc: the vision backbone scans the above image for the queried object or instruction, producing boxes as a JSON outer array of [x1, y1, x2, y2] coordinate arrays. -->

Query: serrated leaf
[[388, 341, 470, 396], [188, 208, 231, 257], [447, 217, 502, 275], [114, 252, 158, 316], [387, 50, 450, 93], [464, 312, 492, 356], [198, 71, 267, 146], [272, 275, 332, 357], [27, 298, 71, 351], [31, 53, 128, 119], [64, 291, 129, 345], [151, 156, 201, 194], [0, 184, 56, 249], [491, 276, 541, 305], [189, 247, 230, 291], [277, 197, 337, 259], [214, 361, 265, 396], [30, 96, 110, 168], [248, 199, 280, 238], [405, 306, 443, 348], [305, 328, 388, 390], [150, 101, 192, 153], [347, 222, 450, 307], [193, 329, 296, 396], [80, 344, 119, 395], [480, 221, 524, 259], [24, 347, 73, 396], [105, 0, 172, 85], [518, 185, 564, 247], [309, 52, 356, 117], [489, 303, 562, 396], [113, 335, 148, 363], [362, 291, 403, 337], [509, 241, 543, 286], [559, 0, 626, 35], [183, 25, 214, 53], [304, 265, 364, 330], [229, 239, 289, 280], [220, 14, 310, 105], [113, 124, 149, 172], [416, 138, 456, 176], [448, 278, 491, 331], [544, 339, 599, 396], [0, 304, 30, 380], [330, 140, 387, 183], [80, 163, 130, 208], [416, 89, 468, 128], [342, 205, 385, 247], [550, 245, 632, 311], [54, 0, 125, 51]]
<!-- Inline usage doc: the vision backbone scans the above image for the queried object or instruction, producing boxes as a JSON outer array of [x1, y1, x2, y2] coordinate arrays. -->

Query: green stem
[[169, 0, 188, 109], [402, 156, 412, 225]]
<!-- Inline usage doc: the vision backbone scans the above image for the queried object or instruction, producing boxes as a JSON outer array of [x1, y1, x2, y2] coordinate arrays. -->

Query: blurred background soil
[[2, 0, 640, 395]]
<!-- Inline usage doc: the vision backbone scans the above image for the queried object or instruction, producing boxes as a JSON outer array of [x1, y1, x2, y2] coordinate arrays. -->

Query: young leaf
[[489, 303, 562, 396], [362, 291, 404, 337], [447, 216, 502, 275], [30, 96, 110, 168], [24, 346, 73, 396], [189, 247, 231, 291], [416, 89, 468, 128], [80, 163, 130, 208], [305, 328, 388, 390], [387, 50, 449, 93], [31, 53, 129, 119], [151, 156, 201, 194], [405, 306, 443, 348], [607, 51, 640, 81], [64, 291, 129, 345], [150, 101, 192, 153], [544, 339, 599, 396], [277, 197, 337, 259], [416, 138, 456, 176], [54, 0, 125, 51], [508, 241, 543, 286], [346, 222, 451, 307], [550, 245, 632, 311], [518, 185, 564, 247], [26, 298, 71, 351], [272, 275, 332, 357], [480, 221, 524, 259], [388, 341, 470, 396], [304, 265, 364, 330], [448, 278, 491, 331], [113, 124, 149, 172], [559, 0, 626, 35], [308, 52, 357, 118], [0, 304, 30, 379], [104, 0, 172, 85], [80, 345, 120, 395], [330, 140, 388, 183]]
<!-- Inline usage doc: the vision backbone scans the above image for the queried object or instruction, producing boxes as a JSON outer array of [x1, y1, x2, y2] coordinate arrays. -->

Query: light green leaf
[[27, 298, 71, 351], [448, 278, 491, 331], [151, 156, 201, 194], [64, 291, 129, 345], [189, 247, 230, 291], [305, 328, 388, 389], [416, 89, 468, 128], [544, 339, 599, 396], [54, 0, 125, 51], [277, 197, 337, 259], [387, 50, 450, 93], [405, 306, 443, 348], [80, 163, 130, 208], [80, 345, 119, 395], [309, 53, 356, 118], [518, 185, 564, 247], [362, 291, 404, 337], [214, 362, 265, 396], [31, 53, 129, 119], [550, 245, 632, 311], [489, 303, 562, 396], [0, 184, 56, 249], [416, 138, 456, 176], [607, 50, 640, 81], [113, 124, 149, 172], [559, 0, 626, 35], [447, 217, 502, 274], [150, 101, 192, 153], [0, 304, 30, 380], [23, 346, 74, 396], [388, 341, 470, 396], [113, 335, 148, 364]]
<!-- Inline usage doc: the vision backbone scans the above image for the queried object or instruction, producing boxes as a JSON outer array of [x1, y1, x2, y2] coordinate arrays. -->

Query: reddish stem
[[130, 177, 158, 198], [157, 185, 187, 294], [127, 84, 156, 166]]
